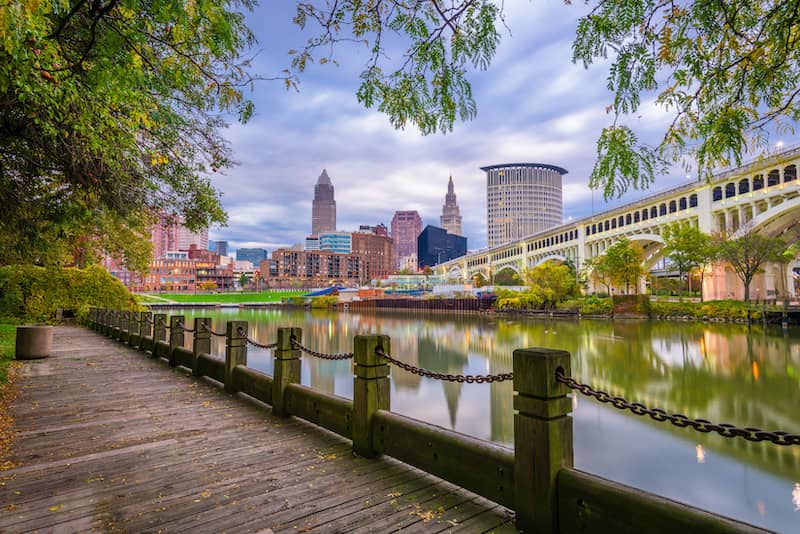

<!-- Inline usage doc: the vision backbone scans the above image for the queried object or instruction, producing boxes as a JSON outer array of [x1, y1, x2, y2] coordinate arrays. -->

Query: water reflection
[[170, 307, 799, 532]]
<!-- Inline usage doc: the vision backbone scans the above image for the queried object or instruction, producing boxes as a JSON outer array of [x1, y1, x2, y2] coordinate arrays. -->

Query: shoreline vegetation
[[135, 291, 792, 324]]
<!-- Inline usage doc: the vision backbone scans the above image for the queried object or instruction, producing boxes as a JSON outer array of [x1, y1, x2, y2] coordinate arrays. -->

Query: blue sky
[[207, 0, 783, 255]]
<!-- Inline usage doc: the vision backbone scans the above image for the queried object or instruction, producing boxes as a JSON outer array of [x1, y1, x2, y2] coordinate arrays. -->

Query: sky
[[206, 0, 784, 256]]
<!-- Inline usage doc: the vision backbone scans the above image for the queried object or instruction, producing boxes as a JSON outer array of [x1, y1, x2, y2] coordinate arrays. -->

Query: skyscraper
[[483, 163, 566, 248], [311, 169, 336, 237], [214, 241, 228, 256], [391, 210, 423, 270], [440, 176, 463, 236]]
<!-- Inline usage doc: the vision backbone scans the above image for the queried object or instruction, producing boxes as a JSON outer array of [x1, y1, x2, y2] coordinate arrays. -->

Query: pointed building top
[[317, 169, 331, 185], [448, 175, 454, 193]]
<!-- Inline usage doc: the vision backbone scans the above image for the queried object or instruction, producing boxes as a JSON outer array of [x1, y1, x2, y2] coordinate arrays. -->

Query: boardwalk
[[0, 327, 515, 533]]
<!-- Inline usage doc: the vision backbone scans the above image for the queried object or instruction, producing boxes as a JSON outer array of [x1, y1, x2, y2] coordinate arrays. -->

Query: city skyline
[[205, 1, 792, 256]]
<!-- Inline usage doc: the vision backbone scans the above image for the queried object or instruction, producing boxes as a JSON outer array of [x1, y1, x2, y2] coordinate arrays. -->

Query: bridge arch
[[732, 196, 800, 241], [533, 254, 568, 266], [494, 263, 522, 275], [447, 265, 465, 280]]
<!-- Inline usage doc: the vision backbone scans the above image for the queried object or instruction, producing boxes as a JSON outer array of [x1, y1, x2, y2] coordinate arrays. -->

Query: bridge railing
[[89, 308, 774, 533]]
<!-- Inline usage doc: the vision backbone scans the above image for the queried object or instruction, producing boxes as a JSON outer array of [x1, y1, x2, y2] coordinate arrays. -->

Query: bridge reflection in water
[[174, 307, 799, 533]]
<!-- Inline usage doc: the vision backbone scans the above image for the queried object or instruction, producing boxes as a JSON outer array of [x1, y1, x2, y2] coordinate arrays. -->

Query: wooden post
[[513, 348, 573, 534], [272, 327, 301, 416], [169, 315, 185, 367], [153, 313, 167, 357], [138, 311, 152, 350], [224, 320, 248, 394], [119, 311, 130, 342], [111, 310, 121, 340], [352, 334, 390, 458], [128, 311, 140, 348], [192, 317, 211, 377]]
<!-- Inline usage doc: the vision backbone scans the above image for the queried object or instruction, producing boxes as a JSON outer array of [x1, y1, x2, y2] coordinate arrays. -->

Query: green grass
[[0, 323, 16, 385], [136, 290, 302, 304]]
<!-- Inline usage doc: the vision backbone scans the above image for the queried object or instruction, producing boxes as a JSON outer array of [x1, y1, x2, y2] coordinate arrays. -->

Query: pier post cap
[[512, 348, 571, 398], [225, 320, 248, 346], [354, 334, 391, 367]]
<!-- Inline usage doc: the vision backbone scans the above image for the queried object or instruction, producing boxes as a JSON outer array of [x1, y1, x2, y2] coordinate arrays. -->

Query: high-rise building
[[440, 176, 463, 236], [214, 241, 228, 256], [236, 247, 268, 265], [311, 169, 336, 237], [417, 225, 467, 268], [149, 216, 208, 258], [176, 225, 209, 251], [483, 163, 566, 248], [391, 210, 423, 270]]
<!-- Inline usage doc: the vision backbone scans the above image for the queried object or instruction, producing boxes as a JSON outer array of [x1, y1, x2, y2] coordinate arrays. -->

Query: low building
[[352, 228, 393, 280], [262, 248, 366, 288], [417, 225, 467, 268]]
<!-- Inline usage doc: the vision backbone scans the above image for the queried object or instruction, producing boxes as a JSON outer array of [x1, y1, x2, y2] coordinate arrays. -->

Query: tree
[[717, 227, 787, 305], [239, 273, 251, 289], [590, 238, 644, 295], [524, 261, 579, 305], [493, 268, 521, 286], [662, 223, 714, 300], [1, 0, 256, 268]]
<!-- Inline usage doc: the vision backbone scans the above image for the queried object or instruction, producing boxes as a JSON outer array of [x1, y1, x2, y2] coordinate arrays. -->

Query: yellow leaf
[[200, 489, 211, 498], [49, 504, 63, 512]]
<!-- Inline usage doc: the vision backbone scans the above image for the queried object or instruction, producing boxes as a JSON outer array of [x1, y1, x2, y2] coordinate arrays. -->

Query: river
[[164, 307, 800, 532]]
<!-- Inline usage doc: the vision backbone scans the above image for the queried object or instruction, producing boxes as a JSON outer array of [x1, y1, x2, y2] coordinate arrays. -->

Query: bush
[[284, 296, 308, 306], [310, 295, 338, 308], [0, 265, 139, 323], [649, 300, 758, 320]]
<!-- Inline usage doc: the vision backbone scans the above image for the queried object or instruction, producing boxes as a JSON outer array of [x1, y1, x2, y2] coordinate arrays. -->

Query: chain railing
[[176, 320, 195, 333], [157, 318, 172, 330], [236, 327, 278, 350], [375, 348, 514, 383], [291, 339, 354, 360], [201, 323, 227, 338], [556, 370, 800, 446]]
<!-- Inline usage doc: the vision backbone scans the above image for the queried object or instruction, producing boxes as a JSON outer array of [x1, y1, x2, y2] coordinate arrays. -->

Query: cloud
[[208, 1, 696, 255]]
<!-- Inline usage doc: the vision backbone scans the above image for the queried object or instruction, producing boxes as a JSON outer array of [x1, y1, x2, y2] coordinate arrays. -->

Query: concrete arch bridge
[[438, 147, 800, 300]]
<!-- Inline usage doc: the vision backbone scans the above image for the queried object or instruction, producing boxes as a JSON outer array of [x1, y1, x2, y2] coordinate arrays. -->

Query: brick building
[[261, 249, 366, 288], [352, 229, 393, 280]]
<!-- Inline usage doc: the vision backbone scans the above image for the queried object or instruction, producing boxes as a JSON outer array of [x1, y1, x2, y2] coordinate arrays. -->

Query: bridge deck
[[0, 327, 515, 533]]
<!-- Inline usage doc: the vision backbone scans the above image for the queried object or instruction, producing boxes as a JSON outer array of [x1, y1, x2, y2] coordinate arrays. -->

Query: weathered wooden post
[[116, 310, 127, 341], [352, 334, 390, 458], [111, 310, 120, 340], [138, 311, 152, 351], [192, 317, 211, 377], [224, 320, 248, 394], [513, 348, 573, 534], [122, 311, 133, 344], [153, 313, 167, 358], [169, 315, 185, 367], [272, 327, 302, 416], [128, 311, 140, 348]]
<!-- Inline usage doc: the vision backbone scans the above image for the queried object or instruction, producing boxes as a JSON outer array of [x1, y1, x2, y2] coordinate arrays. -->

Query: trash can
[[15, 325, 53, 360]]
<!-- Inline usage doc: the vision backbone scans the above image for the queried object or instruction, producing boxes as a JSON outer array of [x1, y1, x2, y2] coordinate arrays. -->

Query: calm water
[[167, 307, 800, 532]]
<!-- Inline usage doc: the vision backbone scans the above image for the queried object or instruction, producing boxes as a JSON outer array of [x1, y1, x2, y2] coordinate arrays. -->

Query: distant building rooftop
[[480, 163, 568, 175]]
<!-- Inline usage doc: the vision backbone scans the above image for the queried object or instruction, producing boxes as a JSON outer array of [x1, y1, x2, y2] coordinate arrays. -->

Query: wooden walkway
[[0, 326, 515, 533]]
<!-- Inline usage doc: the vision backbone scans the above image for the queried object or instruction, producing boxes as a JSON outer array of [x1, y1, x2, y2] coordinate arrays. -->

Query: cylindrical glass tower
[[482, 163, 566, 248]]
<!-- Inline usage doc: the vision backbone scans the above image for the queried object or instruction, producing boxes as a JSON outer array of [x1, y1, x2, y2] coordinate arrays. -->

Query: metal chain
[[176, 320, 195, 333], [291, 339, 354, 360], [201, 323, 227, 338], [375, 349, 514, 383], [556, 371, 800, 446], [156, 318, 172, 330], [236, 328, 278, 350]]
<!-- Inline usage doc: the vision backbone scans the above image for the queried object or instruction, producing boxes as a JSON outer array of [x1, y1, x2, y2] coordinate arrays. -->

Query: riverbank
[[135, 290, 302, 304]]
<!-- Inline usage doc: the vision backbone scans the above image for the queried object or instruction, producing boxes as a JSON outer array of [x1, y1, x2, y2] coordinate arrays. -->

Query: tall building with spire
[[440, 176, 463, 236], [311, 169, 336, 237]]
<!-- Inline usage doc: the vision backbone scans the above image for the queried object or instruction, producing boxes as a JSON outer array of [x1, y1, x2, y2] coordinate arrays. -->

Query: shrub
[[0, 265, 139, 323], [310, 295, 338, 308]]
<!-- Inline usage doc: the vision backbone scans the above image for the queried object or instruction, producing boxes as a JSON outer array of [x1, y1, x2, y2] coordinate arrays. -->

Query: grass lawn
[[0, 323, 15, 385], [136, 290, 302, 304]]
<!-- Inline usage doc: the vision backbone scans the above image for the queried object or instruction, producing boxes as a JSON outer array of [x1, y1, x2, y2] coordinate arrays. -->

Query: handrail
[[89, 308, 776, 534]]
